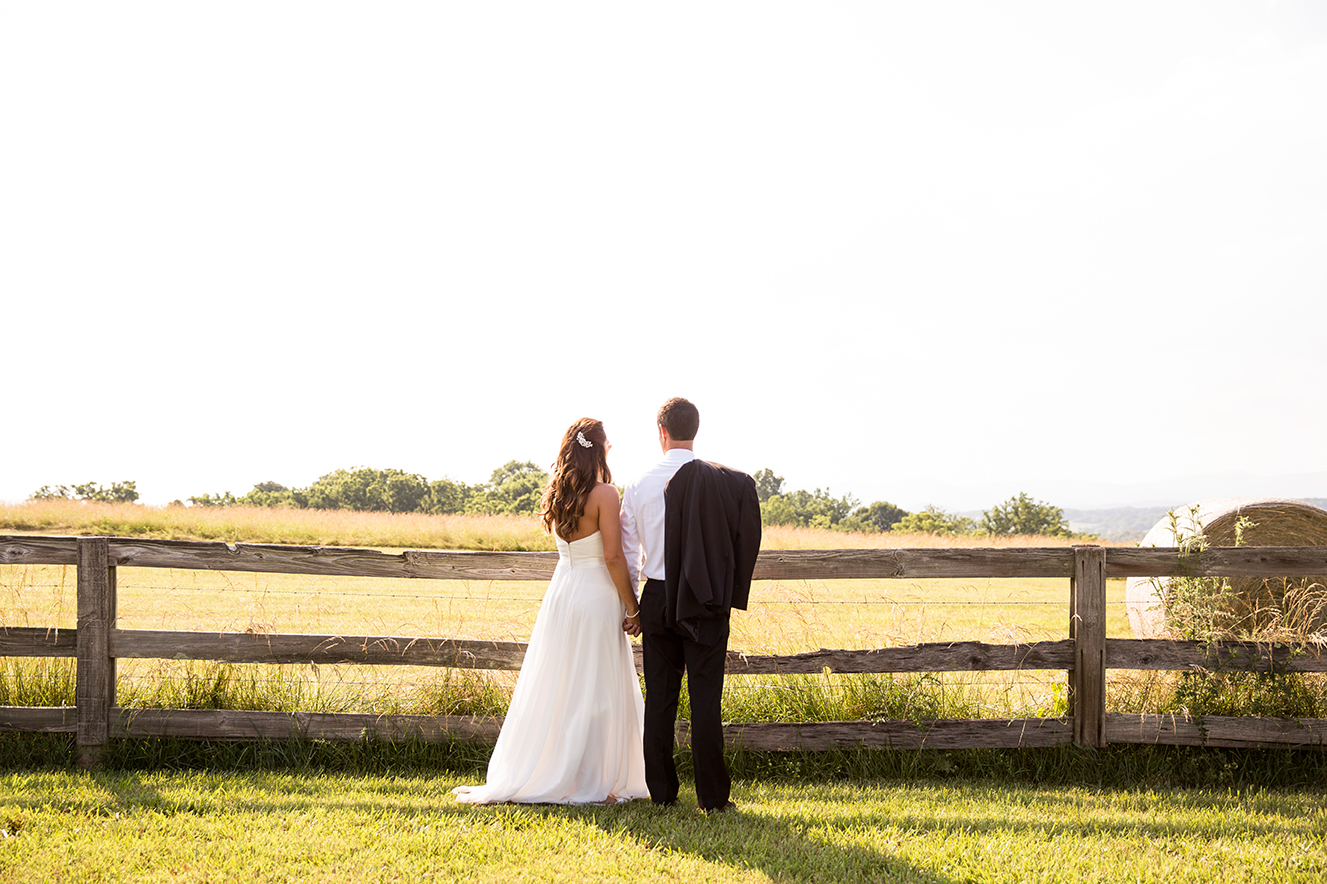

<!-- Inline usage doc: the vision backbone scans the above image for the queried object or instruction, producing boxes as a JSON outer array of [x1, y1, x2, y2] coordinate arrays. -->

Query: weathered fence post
[[75, 536, 115, 768], [1069, 545, 1106, 748]]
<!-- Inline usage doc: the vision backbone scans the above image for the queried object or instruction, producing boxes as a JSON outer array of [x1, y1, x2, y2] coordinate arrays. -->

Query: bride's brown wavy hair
[[539, 418, 611, 540]]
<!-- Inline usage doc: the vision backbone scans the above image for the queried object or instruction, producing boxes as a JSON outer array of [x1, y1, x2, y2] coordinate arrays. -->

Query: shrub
[[893, 506, 976, 535]]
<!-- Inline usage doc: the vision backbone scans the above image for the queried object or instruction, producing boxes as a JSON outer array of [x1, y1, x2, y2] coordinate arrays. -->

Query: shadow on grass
[[581, 796, 951, 884]]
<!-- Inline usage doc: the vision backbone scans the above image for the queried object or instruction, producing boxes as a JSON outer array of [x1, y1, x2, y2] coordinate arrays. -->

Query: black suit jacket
[[662, 459, 762, 643]]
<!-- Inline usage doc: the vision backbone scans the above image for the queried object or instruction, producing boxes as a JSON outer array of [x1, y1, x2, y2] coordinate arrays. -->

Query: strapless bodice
[[555, 530, 606, 569]]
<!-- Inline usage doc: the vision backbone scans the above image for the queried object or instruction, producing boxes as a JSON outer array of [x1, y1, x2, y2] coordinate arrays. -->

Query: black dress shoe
[[701, 800, 737, 815]]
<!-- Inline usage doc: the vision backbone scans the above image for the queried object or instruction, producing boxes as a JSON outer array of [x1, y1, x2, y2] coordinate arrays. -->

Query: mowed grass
[[1, 769, 1323, 884]]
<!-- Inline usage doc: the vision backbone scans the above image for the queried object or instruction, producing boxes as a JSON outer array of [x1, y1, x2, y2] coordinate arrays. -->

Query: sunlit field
[[3, 770, 1324, 884], [0, 499, 554, 551], [3, 502, 1129, 718]]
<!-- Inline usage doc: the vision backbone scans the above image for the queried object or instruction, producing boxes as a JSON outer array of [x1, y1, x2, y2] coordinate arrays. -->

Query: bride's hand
[[622, 617, 642, 637]]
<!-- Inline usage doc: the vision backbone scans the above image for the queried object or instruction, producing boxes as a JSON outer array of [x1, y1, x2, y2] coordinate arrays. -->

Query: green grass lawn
[[2, 769, 1323, 883]]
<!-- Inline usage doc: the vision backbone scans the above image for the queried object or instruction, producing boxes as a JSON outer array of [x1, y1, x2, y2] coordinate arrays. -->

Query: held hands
[[622, 608, 642, 637]]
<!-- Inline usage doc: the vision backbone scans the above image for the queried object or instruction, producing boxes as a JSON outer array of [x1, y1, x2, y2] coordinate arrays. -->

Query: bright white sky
[[3, 1, 1325, 513]]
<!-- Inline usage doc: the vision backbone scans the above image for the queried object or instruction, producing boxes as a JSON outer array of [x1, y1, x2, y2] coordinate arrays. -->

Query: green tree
[[853, 500, 909, 532], [240, 482, 297, 508], [759, 494, 799, 527], [464, 461, 548, 515], [752, 468, 785, 503], [979, 492, 1071, 537], [833, 514, 876, 534], [303, 468, 375, 510], [425, 478, 474, 514], [760, 488, 859, 529], [893, 506, 976, 536], [378, 471, 431, 514], [189, 491, 239, 507], [301, 467, 431, 512], [39, 480, 141, 504]]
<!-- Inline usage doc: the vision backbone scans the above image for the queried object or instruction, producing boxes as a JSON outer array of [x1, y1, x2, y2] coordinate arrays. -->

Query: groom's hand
[[622, 618, 642, 637]]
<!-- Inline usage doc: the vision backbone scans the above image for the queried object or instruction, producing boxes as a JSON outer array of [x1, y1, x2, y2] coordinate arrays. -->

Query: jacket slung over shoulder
[[662, 459, 762, 643]]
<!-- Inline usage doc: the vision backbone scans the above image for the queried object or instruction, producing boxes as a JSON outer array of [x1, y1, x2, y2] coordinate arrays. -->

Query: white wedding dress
[[453, 530, 648, 804]]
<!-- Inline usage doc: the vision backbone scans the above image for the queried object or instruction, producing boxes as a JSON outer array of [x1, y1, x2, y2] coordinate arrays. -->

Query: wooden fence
[[2, 535, 1326, 768]]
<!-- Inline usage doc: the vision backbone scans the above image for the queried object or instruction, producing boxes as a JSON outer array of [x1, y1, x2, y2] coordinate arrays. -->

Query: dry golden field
[[1, 501, 1129, 643], [0, 498, 552, 550], [2, 502, 1130, 716]]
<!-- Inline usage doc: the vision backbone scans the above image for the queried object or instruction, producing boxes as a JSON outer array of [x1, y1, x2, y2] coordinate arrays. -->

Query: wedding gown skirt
[[453, 531, 648, 804]]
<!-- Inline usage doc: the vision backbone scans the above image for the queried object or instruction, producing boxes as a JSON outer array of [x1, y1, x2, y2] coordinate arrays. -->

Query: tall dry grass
[[0, 499, 554, 550], [2, 499, 1119, 551], [0, 500, 1135, 724]]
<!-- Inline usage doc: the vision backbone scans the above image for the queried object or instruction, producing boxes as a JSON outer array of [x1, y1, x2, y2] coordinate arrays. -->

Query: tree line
[[187, 462, 549, 516], [31, 466, 1079, 538], [752, 469, 1075, 537], [31, 481, 140, 504]]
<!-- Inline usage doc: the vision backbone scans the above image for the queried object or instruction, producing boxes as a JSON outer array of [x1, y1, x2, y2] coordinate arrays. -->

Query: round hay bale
[[1125, 497, 1327, 639]]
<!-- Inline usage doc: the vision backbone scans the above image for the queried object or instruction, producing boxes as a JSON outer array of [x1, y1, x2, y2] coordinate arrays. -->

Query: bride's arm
[[593, 484, 641, 632]]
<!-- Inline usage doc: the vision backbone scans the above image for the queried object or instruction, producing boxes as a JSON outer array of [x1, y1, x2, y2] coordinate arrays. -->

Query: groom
[[620, 397, 761, 812]]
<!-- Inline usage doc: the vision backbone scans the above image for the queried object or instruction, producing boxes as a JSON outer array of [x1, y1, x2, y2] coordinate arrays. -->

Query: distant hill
[[1063, 507, 1173, 542], [1065, 498, 1327, 543]]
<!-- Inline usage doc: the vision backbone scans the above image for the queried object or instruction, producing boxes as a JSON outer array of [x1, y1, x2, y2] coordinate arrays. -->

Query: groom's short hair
[[657, 397, 699, 441]]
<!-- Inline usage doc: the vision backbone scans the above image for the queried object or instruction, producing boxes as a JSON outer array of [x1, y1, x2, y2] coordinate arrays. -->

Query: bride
[[453, 418, 648, 805]]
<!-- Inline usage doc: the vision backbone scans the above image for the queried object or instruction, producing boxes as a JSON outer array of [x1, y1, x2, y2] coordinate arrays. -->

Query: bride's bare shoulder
[[588, 481, 620, 505]]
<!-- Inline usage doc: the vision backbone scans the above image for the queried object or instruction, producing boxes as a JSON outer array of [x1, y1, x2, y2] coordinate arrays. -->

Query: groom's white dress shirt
[[620, 448, 696, 589]]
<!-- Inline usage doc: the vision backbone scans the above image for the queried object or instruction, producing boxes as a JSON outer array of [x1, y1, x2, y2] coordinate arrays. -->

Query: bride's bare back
[[562, 481, 619, 543]]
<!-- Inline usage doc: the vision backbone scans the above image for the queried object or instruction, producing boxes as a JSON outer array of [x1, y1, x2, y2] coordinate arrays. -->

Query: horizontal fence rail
[[3, 534, 1326, 765], [11, 630, 1325, 676], [7, 535, 1327, 578]]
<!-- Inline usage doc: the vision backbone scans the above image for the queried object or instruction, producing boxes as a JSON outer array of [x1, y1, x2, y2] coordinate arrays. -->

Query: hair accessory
[[576, 431, 593, 448]]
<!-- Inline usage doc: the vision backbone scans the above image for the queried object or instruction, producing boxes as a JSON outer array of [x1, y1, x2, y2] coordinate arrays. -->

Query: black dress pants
[[640, 578, 730, 810]]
